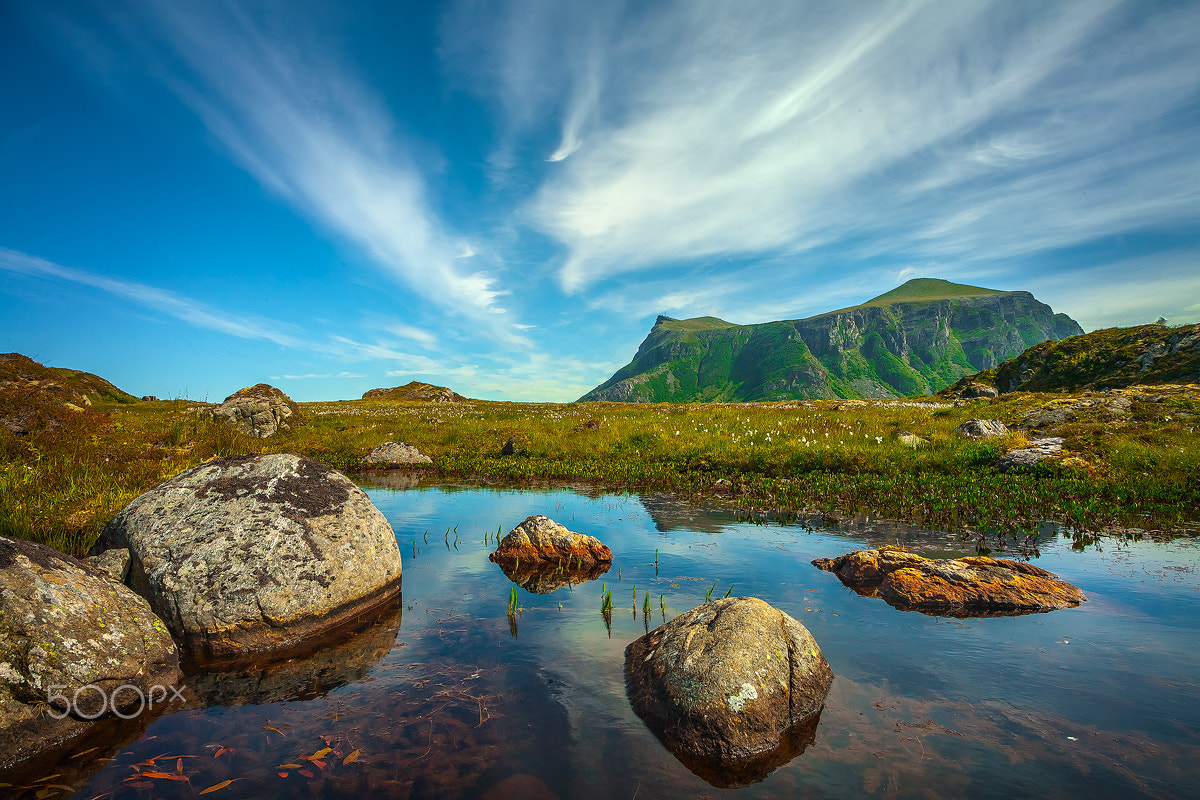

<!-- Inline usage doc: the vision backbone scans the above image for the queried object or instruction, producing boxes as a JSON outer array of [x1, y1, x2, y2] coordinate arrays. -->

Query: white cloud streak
[[464, 1, 1200, 295], [101, 1, 514, 330]]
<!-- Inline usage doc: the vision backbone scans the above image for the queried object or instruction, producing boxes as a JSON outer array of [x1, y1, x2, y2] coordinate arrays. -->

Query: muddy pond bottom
[[19, 482, 1200, 799]]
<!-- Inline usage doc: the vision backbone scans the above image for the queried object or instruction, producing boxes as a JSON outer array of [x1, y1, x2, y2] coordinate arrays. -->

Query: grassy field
[[2, 386, 1197, 557]]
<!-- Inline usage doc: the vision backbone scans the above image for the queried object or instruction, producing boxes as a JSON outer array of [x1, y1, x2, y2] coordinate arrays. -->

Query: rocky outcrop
[[813, 547, 1086, 616], [488, 516, 612, 569], [580, 279, 1081, 402], [363, 441, 433, 466], [624, 597, 831, 787], [0, 536, 180, 772], [90, 453, 403, 662], [994, 437, 1064, 472], [207, 383, 303, 438], [362, 381, 466, 402], [954, 418, 1009, 438]]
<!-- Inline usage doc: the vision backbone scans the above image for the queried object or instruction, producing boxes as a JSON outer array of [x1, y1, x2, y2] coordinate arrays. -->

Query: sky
[[2, 0, 1198, 403]]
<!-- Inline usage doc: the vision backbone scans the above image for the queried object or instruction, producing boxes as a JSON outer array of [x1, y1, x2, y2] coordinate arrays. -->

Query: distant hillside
[[943, 322, 1200, 395], [579, 278, 1083, 402], [362, 381, 467, 402], [0, 353, 137, 404]]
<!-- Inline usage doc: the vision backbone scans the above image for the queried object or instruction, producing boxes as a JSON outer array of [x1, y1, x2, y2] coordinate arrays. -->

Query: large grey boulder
[[363, 441, 433, 466], [207, 383, 303, 438], [625, 597, 832, 786], [995, 437, 1064, 472], [954, 418, 1009, 439], [1, 536, 180, 772], [90, 453, 403, 662]]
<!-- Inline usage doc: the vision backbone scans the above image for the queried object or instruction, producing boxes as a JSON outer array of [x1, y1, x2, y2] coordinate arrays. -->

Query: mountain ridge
[[580, 279, 1083, 403]]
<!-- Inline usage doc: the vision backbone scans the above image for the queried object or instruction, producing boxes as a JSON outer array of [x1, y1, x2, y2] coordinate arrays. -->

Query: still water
[[23, 480, 1200, 799]]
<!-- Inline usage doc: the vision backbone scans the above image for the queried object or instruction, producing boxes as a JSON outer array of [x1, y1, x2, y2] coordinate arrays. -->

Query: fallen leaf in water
[[298, 769, 314, 778], [278, 763, 302, 769], [199, 778, 241, 794], [277, 772, 288, 779], [311, 747, 332, 759], [132, 771, 189, 781], [343, 749, 362, 764], [70, 748, 100, 759], [213, 747, 232, 759], [263, 726, 285, 736], [124, 780, 154, 790]]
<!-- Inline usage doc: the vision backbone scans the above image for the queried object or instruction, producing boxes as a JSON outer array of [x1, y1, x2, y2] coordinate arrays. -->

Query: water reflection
[[496, 558, 610, 594]]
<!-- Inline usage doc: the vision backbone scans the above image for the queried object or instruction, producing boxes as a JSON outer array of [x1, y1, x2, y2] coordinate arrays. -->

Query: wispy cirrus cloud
[[459, 0, 1200, 299], [83, 1, 517, 333]]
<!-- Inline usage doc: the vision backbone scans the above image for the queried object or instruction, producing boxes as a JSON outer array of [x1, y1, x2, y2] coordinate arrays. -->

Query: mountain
[[361, 381, 467, 402], [579, 278, 1083, 402], [943, 321, 1200, 395]]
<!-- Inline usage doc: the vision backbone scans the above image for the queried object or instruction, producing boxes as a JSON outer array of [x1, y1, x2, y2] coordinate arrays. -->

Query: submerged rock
[[994, 436, 1064, 472], [363, 440, 433, 466], [624, 597, 832, 787], [954, 418, 1009, 439], [489, 515, 612, 569], [0, 536, 180, 772], [207, 383, 303, 438], [813, 546, 1086, 616], [90, 453, 403, 662]]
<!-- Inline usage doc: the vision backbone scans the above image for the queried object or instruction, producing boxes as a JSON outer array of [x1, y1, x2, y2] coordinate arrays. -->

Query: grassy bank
[[2, 387, 1197, 557]]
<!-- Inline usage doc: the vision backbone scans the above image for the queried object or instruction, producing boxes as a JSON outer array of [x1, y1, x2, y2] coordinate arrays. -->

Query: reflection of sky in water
[[46, 483, 1200, 800]]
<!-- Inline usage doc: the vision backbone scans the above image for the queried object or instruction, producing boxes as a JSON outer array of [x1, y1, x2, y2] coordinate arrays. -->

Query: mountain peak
[[862, 278, 1004, 307]]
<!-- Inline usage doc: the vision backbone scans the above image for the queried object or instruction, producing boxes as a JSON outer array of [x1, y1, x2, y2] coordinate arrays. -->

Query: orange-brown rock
[[488, 515, 612, 569], [813, 546, 1085, 617]]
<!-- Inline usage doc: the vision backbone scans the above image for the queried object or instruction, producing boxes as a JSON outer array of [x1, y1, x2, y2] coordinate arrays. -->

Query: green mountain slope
[[579, 279, 1083, 402], [943, 322, 1200, 395]]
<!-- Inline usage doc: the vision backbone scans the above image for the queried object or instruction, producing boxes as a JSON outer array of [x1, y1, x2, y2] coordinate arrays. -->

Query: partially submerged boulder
[[954, 418, 1009, 439], [489, 515, 612, 569], [994, 436, 1064, 472], [90, 453, 403, 662], [207, 383, 303, 438], [0, 537, 180, 772], [363, 441, 433, 466], [625, 597, 831, 787], [813, 546, 1086, 616]]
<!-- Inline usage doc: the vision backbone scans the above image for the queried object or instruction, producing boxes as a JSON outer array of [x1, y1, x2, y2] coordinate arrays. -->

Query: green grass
[[2, 384, 1198, 557]]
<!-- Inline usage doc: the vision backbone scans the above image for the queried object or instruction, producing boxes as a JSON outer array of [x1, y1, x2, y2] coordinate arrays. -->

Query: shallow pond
[[16, 481, 1200, 799]]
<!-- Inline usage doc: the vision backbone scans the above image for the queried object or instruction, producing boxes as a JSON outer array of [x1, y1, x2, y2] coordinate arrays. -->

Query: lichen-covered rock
[[361, 382, 466, 402], [896, 430, 927, 447], [488, 515, 612, 569], [961, 382, 999, 399], [624, 597, 831, 786], [813, 546, 1086, 616], [83, 547, 130, 583], [0, 537, 180, 771], [207, 383, 303, 438], [363, 441, 432, 466], [90, 453, 403, 661], [954, 418, 1009, 439], [994, 436, 1064, 472]]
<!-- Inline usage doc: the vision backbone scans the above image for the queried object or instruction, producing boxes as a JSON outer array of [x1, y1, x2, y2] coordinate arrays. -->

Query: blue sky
[[2, 1, 1198, 402]]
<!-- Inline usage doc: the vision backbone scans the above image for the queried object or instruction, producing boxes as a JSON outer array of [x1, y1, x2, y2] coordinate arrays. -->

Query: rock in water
[[0, 537, 180, 772], [954, 418, 1009, 438], [90, 453, 403, 661], [363, 441, 433, 466], [207, 383, 303, 438], [812, 546, 1086, 616], [489, 515, 612, 569], [624, 597, 832, 787]]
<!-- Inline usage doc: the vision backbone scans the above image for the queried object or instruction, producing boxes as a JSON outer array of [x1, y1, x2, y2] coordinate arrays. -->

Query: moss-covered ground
[[3, 385, 1197, 558]]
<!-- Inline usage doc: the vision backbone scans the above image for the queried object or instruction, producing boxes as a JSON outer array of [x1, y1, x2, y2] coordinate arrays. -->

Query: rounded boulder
[[624, 597, 832, 783], [1, 536, 180, 771], [90, 453, 402, 662]]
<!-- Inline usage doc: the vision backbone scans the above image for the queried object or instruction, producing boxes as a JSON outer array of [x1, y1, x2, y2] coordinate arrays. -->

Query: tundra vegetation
[[1, 382, 1196, 558]]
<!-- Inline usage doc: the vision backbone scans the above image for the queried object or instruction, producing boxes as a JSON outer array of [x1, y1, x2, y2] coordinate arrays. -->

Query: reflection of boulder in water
[[497, 559, 610, 594], [665, 707, 822, 788], [356, 470, 427, 491], [187, 596, 403, 707]]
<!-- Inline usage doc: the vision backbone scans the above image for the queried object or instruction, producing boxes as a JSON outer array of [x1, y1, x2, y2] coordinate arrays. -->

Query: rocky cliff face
[[580, 280, 1082, 402]]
